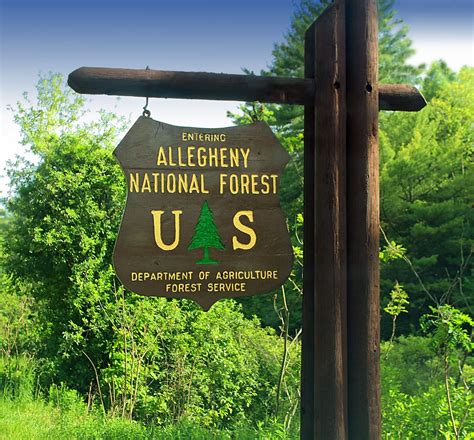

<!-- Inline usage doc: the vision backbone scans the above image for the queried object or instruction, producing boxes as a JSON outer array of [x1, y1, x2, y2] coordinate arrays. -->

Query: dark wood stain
[[314, 3, 347, 439], [112, 117, 294, 310], [345, 0, 382, 438], [68, 67, 426, 111], [66, 2, 430, 436], [301, 19, 316, 440]]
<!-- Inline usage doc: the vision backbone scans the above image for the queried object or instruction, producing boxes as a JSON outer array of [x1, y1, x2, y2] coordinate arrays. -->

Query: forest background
[[0, 0, 472, 438]]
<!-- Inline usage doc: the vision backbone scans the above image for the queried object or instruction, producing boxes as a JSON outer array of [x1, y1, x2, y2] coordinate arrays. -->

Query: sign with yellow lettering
[[113, 116, 293, 310]]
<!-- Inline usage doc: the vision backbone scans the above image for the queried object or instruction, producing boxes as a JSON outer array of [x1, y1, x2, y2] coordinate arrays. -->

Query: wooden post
[[301, 21, 316, 440], [345, 0, 381, 438], [68, 6, 426, 437], [313, 3, 348, 438], [303, 3, 348, 438]]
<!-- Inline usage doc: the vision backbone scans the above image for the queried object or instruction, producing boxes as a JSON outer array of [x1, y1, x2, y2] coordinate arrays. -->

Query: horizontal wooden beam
[[378, 84, 426, 112], [68, 67, 312, 106], [68, 67, 426, 112]]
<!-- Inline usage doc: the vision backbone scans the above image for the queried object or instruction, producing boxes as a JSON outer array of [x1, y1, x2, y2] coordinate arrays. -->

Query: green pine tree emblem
[[188, 201, 225, 264]]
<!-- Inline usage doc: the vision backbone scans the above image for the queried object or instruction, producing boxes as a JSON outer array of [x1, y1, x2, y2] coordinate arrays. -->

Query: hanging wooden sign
[[113, 116, 293, 310]]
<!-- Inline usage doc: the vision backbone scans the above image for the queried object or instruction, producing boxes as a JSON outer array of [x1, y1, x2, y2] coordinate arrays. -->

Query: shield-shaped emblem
[[113, 116, 293, 310]]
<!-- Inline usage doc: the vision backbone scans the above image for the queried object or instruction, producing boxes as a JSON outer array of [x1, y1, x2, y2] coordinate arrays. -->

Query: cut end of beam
[[379, 84, 427, 112]]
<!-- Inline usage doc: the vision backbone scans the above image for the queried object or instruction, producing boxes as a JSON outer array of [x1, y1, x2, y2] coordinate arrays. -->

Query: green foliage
[[230, 0, 424, 330], [421, 304, 473, 355], [422, 60, 457, 102], [2, 74, 301, 433], [0, 210, 10, 253], [1, 2, 472, 435], [382, 304, 474, 438], [382, 380, 473, 439], [383, 281, 409, 356], [382, 336, 443, 396], [381, 335, 474, 438], [98, 296, 293, 428], [0, 277, 39, 358], [384, 282, 409, 319], [377, 0, 423, 84], [2, 336, 471, 438], [379, 240, 407, 264], [0, 365, 297, 439], [0, 355, 37, 401], [380, 67, 474, 335], [5, 89, 127, 393], [0, 393, 297, 440]]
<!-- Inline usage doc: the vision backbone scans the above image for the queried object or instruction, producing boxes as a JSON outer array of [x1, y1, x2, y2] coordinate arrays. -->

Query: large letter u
[[150, 210, 183, 251]]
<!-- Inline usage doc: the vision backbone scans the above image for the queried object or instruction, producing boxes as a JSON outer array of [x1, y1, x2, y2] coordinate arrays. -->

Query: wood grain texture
[[112, 117, 293, 311], [314, 3, 348, 438], [379, 84, 426, 111], [344, 0, 381, 438], [68, 67, 310, 105], [301, 20, 316, 440], [68, 67, 425, 111]]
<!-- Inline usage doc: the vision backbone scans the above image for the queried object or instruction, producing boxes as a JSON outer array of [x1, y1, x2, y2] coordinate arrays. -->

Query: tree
[[229, 0, 424, 331], [420, 305, 473, 439], [421, 60, 456, 102], [4, 74, 128, 392], [188, 201, 225, 264], [380, 66, 473, 335], [381, 333, 474, 438], [3, 75, 301, 429]]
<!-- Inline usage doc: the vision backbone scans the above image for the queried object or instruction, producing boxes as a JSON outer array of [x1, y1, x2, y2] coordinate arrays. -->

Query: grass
[[0, 356, 294, 439], [0, 397, 292, 440], [1, 398, 143, 440]]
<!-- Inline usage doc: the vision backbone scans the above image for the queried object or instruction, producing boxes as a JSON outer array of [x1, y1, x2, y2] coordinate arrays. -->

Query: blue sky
[[0, 0, 473, 195]]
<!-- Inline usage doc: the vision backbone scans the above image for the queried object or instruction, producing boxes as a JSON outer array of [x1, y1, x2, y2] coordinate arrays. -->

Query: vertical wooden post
[[302, 20, 316, 440], [303, 3, 347, 438], [345, 0, 381, 438], [314, 3, 348, 439]]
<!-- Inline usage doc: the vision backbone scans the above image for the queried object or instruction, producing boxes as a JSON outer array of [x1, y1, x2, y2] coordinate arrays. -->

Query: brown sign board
[[113, 116, 293, 310]]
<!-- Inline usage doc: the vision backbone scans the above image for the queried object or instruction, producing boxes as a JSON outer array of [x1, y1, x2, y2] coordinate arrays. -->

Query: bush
[[2, 75, 302, 432], [382, 336, 473, 438], [0, 392, 297, 439], [0, 355, 36, 401]]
